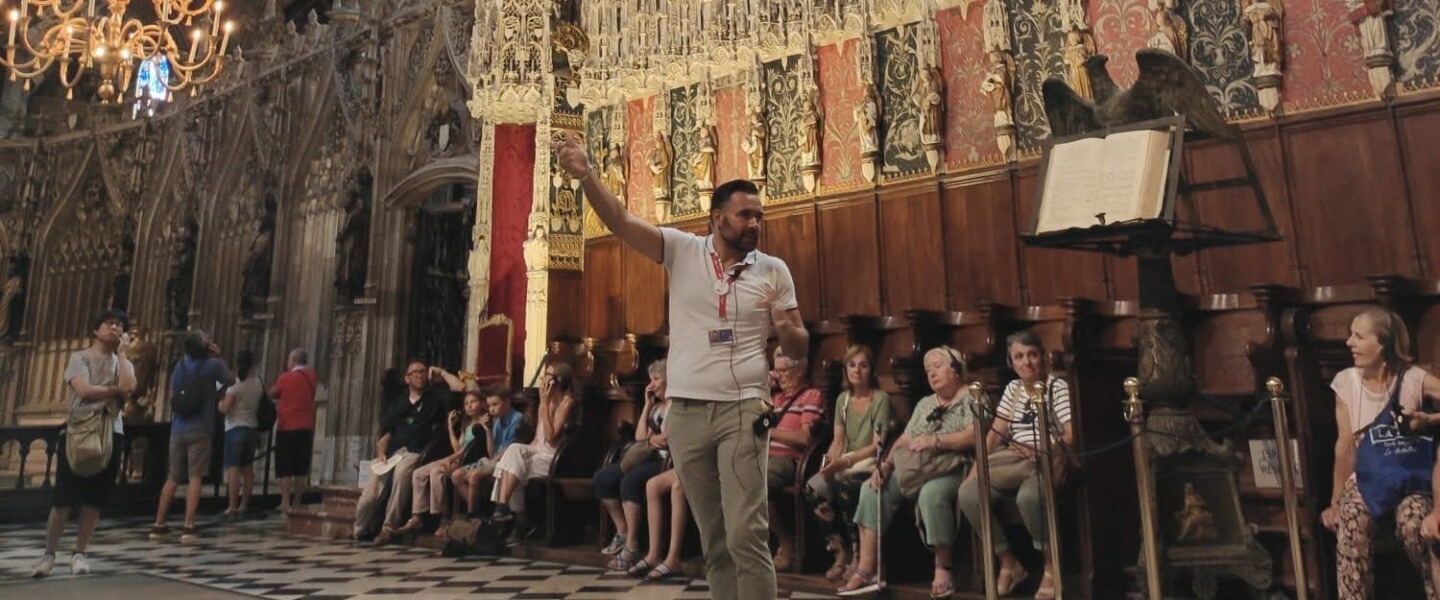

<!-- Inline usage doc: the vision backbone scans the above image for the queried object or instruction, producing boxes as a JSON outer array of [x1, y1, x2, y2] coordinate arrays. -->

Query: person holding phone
[[490, 362, 577, 545]]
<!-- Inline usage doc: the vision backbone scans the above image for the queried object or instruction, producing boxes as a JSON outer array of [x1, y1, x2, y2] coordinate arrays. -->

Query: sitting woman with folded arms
[[839, 346, 976, 598], [957, 331, 1074, 600], [595, 360, 672, 571]]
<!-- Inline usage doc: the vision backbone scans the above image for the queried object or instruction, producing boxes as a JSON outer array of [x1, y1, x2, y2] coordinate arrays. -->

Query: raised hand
[[552, 133, 591, 179]]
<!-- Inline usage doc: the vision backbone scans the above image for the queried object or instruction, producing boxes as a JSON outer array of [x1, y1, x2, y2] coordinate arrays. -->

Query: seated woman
[[630, 453, 689, 581], [398, 390, 486, 536], [767, 351, 826, 572], [839, 346, 976, 598], [956, 331, 1074, 600], [807, 345, 894, 581], [595, 360, 672, 571], [1321, 307, 1440, 599], [450, 386, 529, 518], [490, 362, 577, 545]]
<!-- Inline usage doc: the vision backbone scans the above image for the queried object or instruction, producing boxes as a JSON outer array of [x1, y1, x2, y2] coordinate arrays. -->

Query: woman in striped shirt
[[956, 331, 1074, 600]]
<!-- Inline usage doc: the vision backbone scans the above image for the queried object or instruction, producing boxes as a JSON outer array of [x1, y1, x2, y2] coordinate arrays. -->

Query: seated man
[[766, 351, 825, 572], [451, 386, 530, 517], [353, 361, 464, 544]]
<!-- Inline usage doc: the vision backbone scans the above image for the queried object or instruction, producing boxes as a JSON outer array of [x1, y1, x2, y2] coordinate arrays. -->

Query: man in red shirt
[[269, 348, 317, 512], [767, 351, 825, 571]]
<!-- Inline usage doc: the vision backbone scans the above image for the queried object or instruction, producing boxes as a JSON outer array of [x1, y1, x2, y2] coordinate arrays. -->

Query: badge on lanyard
[[709, 328, 736, 346]]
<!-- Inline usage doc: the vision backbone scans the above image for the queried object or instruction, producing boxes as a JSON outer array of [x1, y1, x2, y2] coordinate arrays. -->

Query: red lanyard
[[709, 251, 739, 320]]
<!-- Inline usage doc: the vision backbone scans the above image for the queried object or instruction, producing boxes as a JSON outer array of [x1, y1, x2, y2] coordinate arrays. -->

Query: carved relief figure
[[165, 219, 199, 331], [0, 254, 28, 343], [334, 186, 371, 302], [1241, 0, 1283, 70], [855, 83, 880, 156], [1346, 0, 1394, 96], [981, 51, 1015, 125], [651, 131, 674, 200], [1061, 0, 1097, 100], [1148, 0, 1189, 61], [241, 192, 278, 317], [1174, 482, 1219, 542], [122, 327, 160, 421], [694, 120, 717, 190], [742, 110, 769, 180], [919, 64, 945, 142], [798, 91, 820, 166], [600, 141, 628, 202]]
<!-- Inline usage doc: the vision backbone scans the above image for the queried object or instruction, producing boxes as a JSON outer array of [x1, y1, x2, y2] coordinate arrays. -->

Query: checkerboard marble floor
[[0, 516, 838, 600]]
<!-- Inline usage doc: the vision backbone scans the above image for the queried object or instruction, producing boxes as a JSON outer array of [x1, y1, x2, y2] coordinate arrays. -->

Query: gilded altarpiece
[[669, 84, 703, 217], [1185, 0, 1262, 114], [937, 5, 1005, 169], [714, 86, 749, 185], [875, 26, 930, 177], [625, 97, 657, 222], [819, 39, 867, 190], [762, 56, 810, 200], [1394, 0, 1440, 86], [1008, 0, 1069, 146]]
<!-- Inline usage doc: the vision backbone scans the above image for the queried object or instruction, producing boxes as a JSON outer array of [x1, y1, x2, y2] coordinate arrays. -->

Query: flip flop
[[645, 563, 677, 581], [998, 565, 1029, 596], [626, 557, 654, 577], [1034, 571, 1056, 600], [837, 570, 881, 597], [930, 575, 955, 599]]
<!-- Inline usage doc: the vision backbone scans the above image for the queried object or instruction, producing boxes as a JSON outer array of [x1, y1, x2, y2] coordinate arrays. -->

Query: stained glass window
[[132, 56, 171, 118]]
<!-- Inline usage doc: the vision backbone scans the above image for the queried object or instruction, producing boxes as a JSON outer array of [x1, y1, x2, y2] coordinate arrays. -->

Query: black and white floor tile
[[0, 516, 837, 599]]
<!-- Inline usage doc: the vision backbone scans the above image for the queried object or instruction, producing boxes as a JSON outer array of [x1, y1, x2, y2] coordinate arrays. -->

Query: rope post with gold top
[[1267, 377, 1309, 600], [1029, 380, 1065, 600], [969, 382, 1000, 600], [1125, 377, 1163, 600]]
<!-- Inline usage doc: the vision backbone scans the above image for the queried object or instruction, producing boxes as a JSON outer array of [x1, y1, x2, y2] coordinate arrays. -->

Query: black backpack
[[171, 359, 214, 418], [256, 395, 278, 432]]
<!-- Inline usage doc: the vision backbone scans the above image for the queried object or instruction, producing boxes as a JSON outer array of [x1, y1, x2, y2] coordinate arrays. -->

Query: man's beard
[[722, 228, 758, 252]]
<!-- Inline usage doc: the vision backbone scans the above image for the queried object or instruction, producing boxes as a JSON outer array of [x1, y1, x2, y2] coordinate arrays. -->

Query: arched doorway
[[406, 183, 474, 371]]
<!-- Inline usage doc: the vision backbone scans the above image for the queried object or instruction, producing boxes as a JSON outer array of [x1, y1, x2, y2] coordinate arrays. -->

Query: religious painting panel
[[669, 84, 703, 217], [715, 86, 748, 184], [626, 97, 657, 222], [819, 40, 867, 190], [1280, 0, 1370, 109], [1186, 0, 1261, 115], [1009, 0, 1069, 147], [763, 56, 808, 200], [1393, 0, 1440, 85], [1088, 0, 1149, 86], [937, 5, 1003, 170], [876, 26, 929, 177]]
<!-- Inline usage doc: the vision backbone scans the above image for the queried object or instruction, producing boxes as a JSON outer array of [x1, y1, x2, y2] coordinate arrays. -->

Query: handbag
[[66, 355, 116, 477], [1354, 367, 1435, 518], [619, 441, 656, 473], [890, 444, 967, 499]]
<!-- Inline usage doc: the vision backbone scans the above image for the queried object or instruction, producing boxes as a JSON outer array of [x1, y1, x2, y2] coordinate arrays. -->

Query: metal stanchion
[[1030, 381, 1065, 599], [1124, 377, 1163, 600], [969, 382, 1000, 600], [1267, 377, 1309, 600]]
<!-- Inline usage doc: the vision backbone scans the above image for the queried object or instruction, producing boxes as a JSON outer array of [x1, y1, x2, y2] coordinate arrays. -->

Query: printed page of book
[[1035, 137, 1105, 233], [1036, 129, 1174, 234]]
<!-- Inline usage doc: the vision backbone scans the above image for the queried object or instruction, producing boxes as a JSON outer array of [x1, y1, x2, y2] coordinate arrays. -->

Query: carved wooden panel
[[1398, 108, 1440, 279], [1192, 308, 1268, 396], [1014, 171, 1109, 303], [583, 237, 624, 340], [762, 207, 823, 321], [943, 177, 1023, 308], [1188, 133, 1300, 292], [817, 199, 882, 317], [879, 185, 946, 312], [1285, 117, 1418, 286], [622, 245, 667, 335]]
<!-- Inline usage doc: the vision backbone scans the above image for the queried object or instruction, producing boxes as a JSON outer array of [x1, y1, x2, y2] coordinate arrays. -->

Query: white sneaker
[[70, 553, 90, 575], [31, 554, 55, 578]]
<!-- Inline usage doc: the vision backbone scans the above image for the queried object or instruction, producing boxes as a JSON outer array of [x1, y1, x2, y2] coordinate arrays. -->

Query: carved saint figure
[[694, 121, 717, 189], [742, 110, 768, 180], [651, 131, 673, 200], [980, 51, 1015, 126], [1241, 0, 1283, 69], [1174, 482, 1220, 542], [855, 84, 881, 155], [1346, 0, 1394, 96], [919, 64, 945, 142], [241, 193, 278, 317], [1063, 26, 1097, 100], [798, 92, 820, 166], [1147, 0, 1189, 60], [166, 219, 199, 331], [600, 141, 628, 201], [0, 254, 27, 343], [334, 187, 371, 302]]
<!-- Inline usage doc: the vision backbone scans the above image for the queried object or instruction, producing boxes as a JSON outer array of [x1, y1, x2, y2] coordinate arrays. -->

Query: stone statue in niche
[[798, 90, 820, 168], [742, 110, 768, 184], [1061, 0, 1097, 100], [650, 130, 673, 202], [980, 50, 1017, 161], [334, 185, 371, 303], [855, 83, 880, 157], [1241, 0, 1284, 111], [109, 235, 135, 312], [241, 192, 278, 317], [1148, 0, 1189, 61], [1346, 0, 1394, 98], [918, 64, 944, 143], [600, 141, 628, 203], [165, 218, 199, 331], [694, 120, 717, 192], [0, 254, 28, 343]]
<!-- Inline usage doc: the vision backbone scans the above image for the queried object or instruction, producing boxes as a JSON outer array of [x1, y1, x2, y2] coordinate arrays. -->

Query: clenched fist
[[552, 133, 591, 179]]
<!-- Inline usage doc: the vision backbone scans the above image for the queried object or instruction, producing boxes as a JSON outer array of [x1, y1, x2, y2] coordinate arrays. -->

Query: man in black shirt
[[353, 360, 465, 543]]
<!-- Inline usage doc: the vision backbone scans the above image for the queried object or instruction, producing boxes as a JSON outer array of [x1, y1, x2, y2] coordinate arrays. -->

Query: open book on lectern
[[1034, 128, 1175, 235]]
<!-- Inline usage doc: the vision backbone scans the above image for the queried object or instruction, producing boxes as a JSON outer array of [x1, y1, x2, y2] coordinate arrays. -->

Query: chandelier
[[1, 0, 233, 102]]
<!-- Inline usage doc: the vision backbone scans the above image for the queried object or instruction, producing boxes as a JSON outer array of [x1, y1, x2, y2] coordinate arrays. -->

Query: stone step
[[287, 486, 361, 540]]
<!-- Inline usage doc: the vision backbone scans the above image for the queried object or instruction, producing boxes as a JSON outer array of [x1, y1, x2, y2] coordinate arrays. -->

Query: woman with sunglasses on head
[[839, 346, 976, 598], [956, 331, 1073, 600]]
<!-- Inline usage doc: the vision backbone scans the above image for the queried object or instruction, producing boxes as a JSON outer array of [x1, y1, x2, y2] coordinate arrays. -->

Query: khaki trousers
[[354, 449, 421, 536], [668, 397, 775, 600]]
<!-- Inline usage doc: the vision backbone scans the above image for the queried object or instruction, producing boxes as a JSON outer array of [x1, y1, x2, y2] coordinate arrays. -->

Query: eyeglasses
[[405, 369, 426, 376]]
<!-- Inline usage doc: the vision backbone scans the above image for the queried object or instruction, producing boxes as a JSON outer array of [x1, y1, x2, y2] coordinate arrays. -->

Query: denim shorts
[[224, 426, 258, 468]]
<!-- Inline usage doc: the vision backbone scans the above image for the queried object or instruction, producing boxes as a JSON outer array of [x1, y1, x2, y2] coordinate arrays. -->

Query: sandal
[[1034, 571, 1056, 600], [609, 549, 640, 573], [998, 564, 1029, 596], [837, 570, 881, 597], [930, 573, 955, 599], [826, 559, 851, 581], [645, 563, 678, 581], [626, 557, 655, 577]]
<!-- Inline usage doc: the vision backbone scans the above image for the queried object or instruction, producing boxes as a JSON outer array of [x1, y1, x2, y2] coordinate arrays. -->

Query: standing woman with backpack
[[32, 309, 136, 577], [220, 350, 263, 517], [151, 331, 234, 542]]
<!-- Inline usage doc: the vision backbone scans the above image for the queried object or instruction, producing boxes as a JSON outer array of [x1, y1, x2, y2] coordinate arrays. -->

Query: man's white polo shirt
[[660, 227, 798, 402]]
